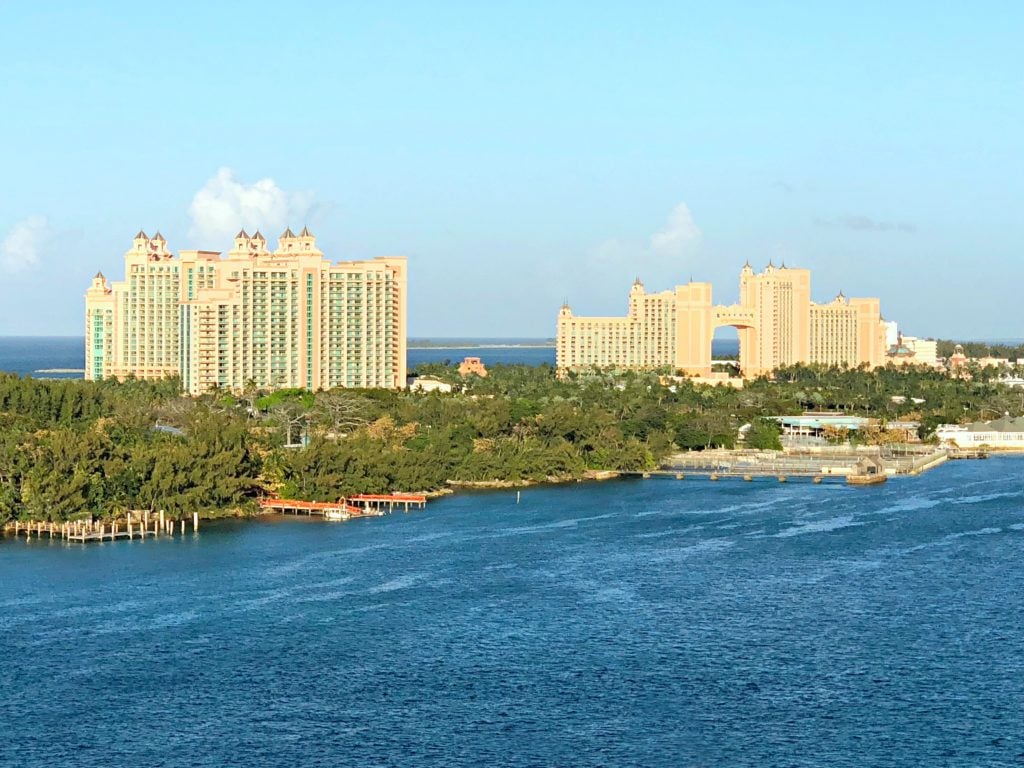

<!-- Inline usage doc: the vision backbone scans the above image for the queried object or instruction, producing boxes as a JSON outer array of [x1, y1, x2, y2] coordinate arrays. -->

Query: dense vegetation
[[1, 361, 1021, 523], [937, 339, 1024, 361]]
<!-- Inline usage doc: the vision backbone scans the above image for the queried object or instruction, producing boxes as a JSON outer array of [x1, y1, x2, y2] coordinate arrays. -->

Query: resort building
[[886, 334, 940, 368], [900, 336, 938, 367], [458, 356, 488, 377], [936, 416, 1024, 450], [556, 263, 889, 378], [86, 229, 407, 395]]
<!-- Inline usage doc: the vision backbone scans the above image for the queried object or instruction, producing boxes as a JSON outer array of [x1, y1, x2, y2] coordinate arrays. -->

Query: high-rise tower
[[86, 230, 407, 395]]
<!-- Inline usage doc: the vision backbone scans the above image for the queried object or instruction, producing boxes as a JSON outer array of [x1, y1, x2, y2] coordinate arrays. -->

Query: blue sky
[[1, 1, 1021, 339]]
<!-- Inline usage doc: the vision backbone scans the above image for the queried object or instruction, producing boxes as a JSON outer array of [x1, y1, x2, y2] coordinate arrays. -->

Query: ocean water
[[0, 337, 556, 375], [0, 337, 741, 376], [0, 336, 85, 378], [3, 457, 1024, 766]]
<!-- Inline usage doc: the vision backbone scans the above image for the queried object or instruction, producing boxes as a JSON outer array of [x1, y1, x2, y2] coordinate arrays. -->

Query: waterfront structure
[[86, 230, 407, 395], [556, 263, 889, 377], [936, 416, 1024, 449]]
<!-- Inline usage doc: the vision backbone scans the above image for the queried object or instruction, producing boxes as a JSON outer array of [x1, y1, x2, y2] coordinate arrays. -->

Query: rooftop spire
[[134, 229, 148, 240], [152, 231, 165, 242], [299, 225, 312, 237], [236, 229, 249, 239], [281, 227, 295, 239]]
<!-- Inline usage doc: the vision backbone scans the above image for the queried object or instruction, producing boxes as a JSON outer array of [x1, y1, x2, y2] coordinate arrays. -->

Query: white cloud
[[589, 201, 703, 275], [0, 216, 49, 272], [650, 202, 702, 255], [549, 201, 704, 313], [187, 168, 314, 246]]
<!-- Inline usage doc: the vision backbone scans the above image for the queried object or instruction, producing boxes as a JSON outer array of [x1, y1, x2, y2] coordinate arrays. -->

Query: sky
[[0, 1, 1021, 339]]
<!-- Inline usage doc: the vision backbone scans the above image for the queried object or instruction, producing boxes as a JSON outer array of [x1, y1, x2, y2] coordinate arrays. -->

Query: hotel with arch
[[556, 263, 889, 378]]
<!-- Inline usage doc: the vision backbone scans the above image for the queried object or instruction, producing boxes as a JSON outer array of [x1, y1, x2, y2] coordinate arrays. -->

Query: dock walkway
[[3, 510, 200, 543], [260, 493, 427, 520]]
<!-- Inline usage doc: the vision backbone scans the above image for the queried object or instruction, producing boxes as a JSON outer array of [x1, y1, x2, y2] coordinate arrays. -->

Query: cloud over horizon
[[556, 201, 705, 311], [0, 216, 50, 273], [814, 215, 917, 233], [188, 168, 314, 246], [650, 202, 703, 256], [592, 201, 703, 277]]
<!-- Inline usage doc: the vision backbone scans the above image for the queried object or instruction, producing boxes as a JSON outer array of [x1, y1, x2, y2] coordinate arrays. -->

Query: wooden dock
[[2, 510, 200, 543], [260, 493, 427, 520]]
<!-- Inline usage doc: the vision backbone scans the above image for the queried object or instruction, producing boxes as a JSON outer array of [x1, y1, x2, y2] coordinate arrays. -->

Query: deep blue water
[[3, 458, 1024, 766], [0, 337, 557, 375], [0, 337, 742, 376], [0, 336, 85, 378]]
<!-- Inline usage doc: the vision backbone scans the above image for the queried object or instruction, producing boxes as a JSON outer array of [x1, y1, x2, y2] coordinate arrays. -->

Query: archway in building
[[710, 326, 740, 378], [710, 304, 757, 379]]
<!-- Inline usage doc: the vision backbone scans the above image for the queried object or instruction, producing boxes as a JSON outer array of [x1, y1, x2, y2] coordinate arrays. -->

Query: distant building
[[974, 357, 1011, 369], [886, 334, 939, 368], [458, 356, 488, 377], [902, 337, 938, 367], [409, 376, 453, 394], [771, 414, 871, 440], [556, 263, 888, 378], [936, 416, 1024, 449], [86, 230, 407, 395], [883, 320, 900, 348], [948, 344, 968, 372]]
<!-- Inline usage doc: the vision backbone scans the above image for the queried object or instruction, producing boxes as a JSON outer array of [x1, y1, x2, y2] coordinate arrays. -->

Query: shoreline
[[3, 451, 1013, 542]]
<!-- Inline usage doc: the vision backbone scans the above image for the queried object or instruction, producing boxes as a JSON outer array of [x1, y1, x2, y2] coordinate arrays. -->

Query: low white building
[[935, 416, 1024, 449], [408, 376, 454, 394]]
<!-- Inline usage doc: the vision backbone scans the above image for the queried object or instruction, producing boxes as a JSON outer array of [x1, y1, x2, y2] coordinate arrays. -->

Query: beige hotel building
[[86, 229, 407, 395], [556, 263, 888, 378]]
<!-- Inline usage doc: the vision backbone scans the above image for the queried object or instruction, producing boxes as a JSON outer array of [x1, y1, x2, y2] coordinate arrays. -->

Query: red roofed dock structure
[[260, 493, 427, 521]]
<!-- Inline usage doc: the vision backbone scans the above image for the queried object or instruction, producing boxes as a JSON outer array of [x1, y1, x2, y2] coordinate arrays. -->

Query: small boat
[[323, 508, 351, 521]]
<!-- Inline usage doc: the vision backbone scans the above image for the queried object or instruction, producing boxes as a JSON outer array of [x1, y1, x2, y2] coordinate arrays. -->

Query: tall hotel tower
[[86, 229, 407, 395], [556, 263, 888, 378]]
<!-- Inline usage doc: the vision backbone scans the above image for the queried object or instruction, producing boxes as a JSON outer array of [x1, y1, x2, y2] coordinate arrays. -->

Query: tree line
[[0, 360, 1019, 523]]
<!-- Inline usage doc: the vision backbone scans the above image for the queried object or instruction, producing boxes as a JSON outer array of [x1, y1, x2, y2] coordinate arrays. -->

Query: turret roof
[[135, 229, 148, 240], [236, 229, 249, 239], [299, 226, 312, 237], [281, 227, 296, 238], [95, 270, 105, 280], [252, 229, 264, 240], [152, 231, 165, 242]]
